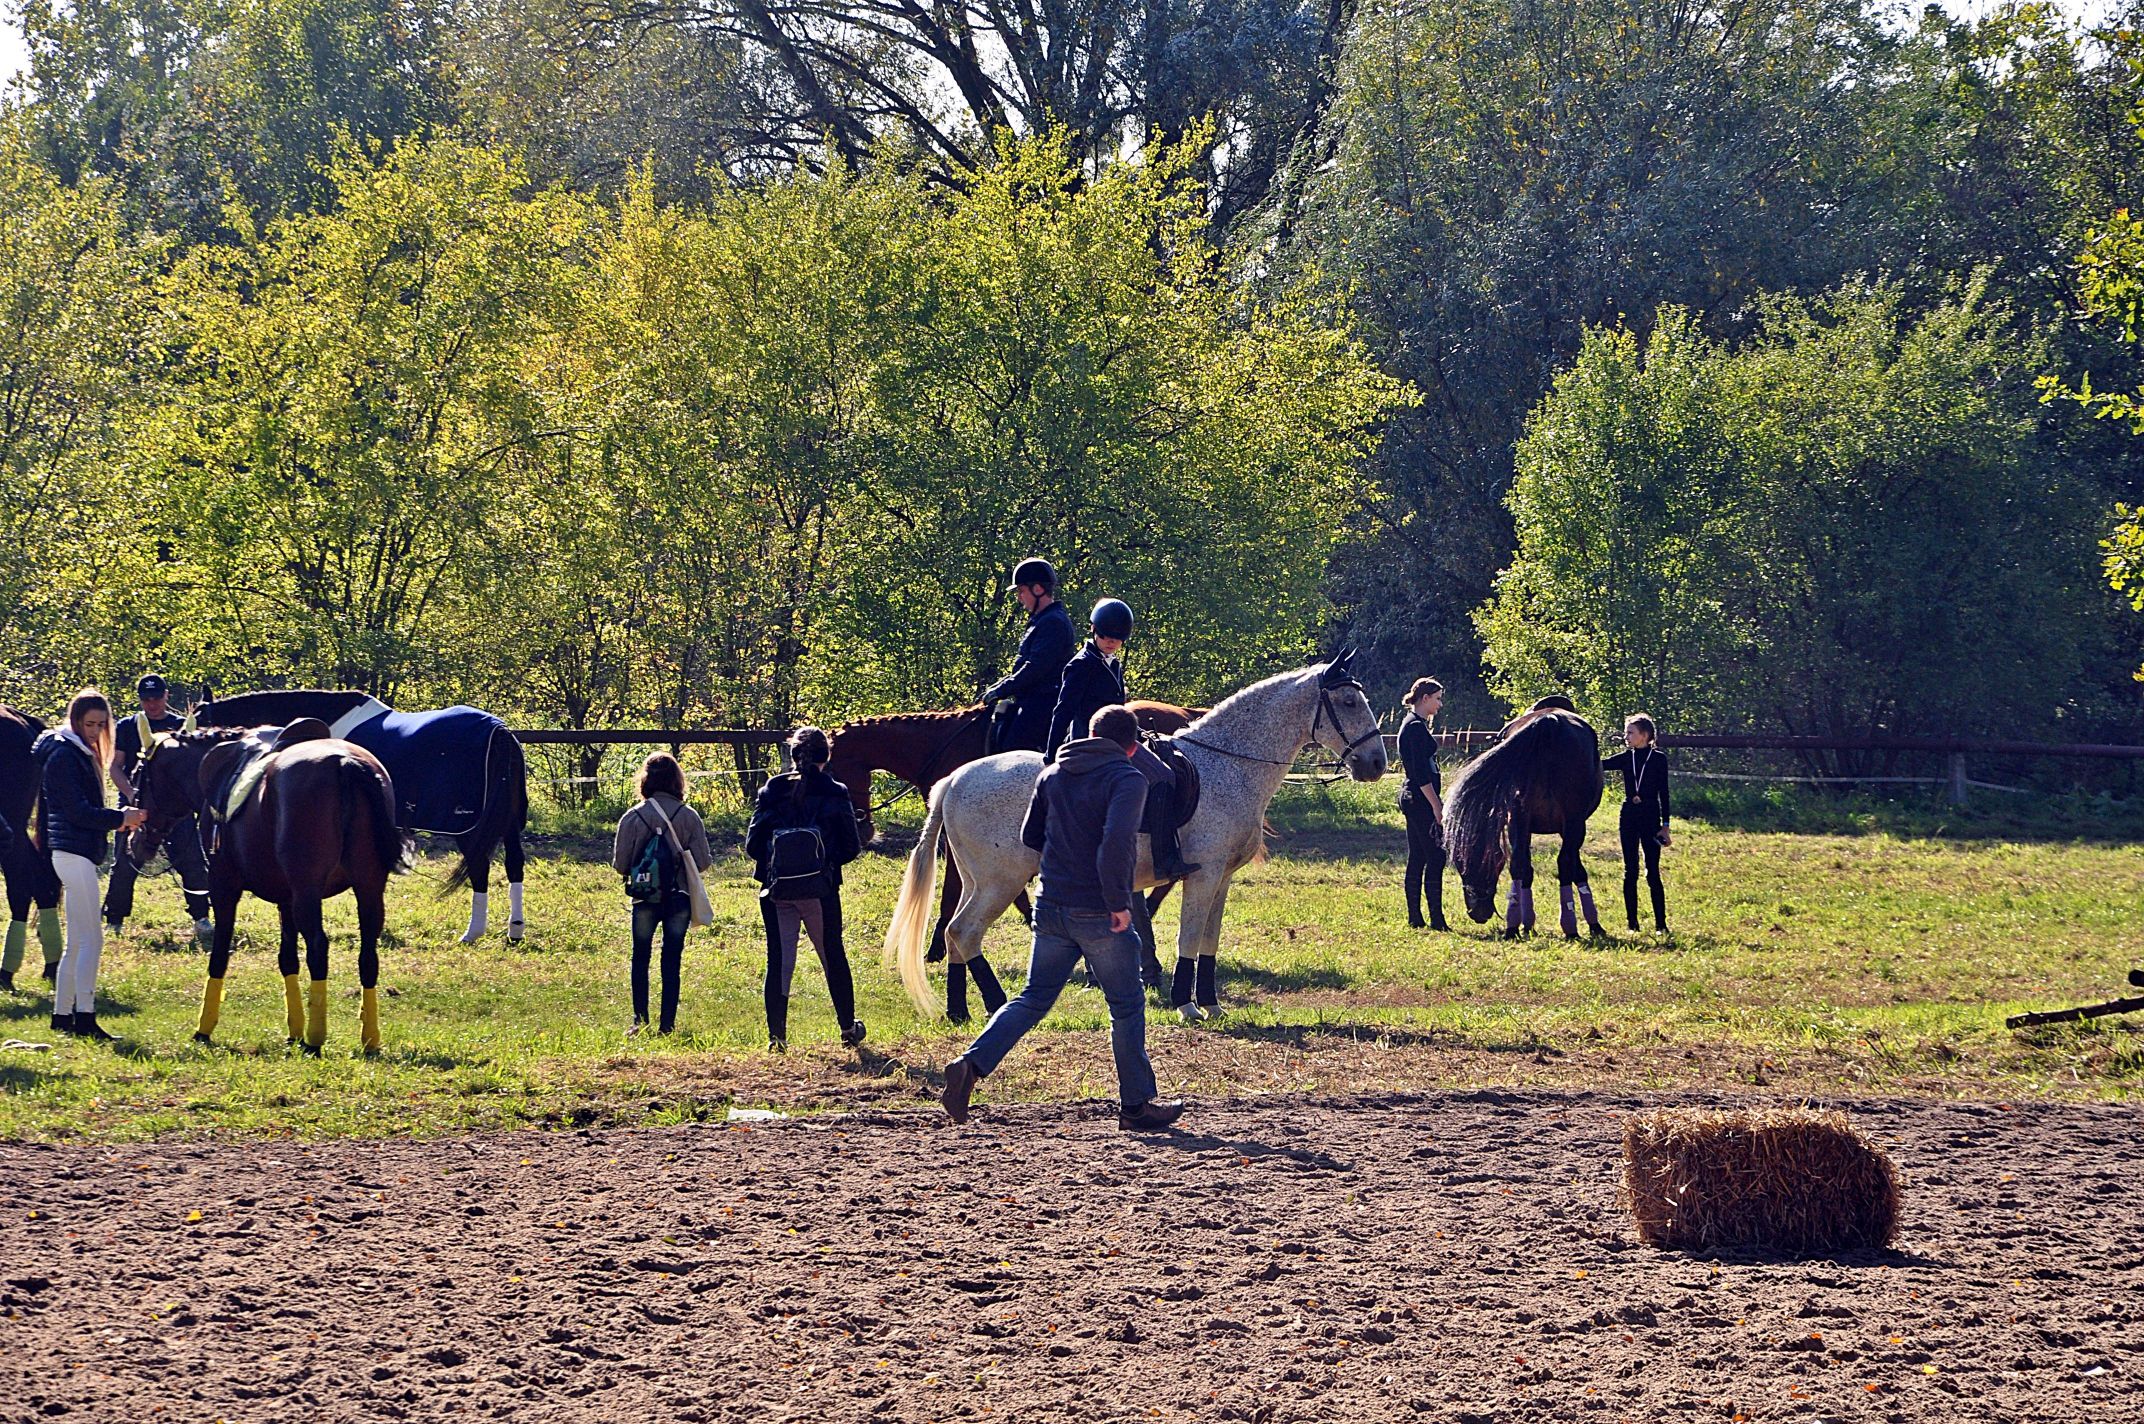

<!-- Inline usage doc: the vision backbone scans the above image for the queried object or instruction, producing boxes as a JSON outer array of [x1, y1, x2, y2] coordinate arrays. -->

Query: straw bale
[[1622, 1105, 1901, 1255]]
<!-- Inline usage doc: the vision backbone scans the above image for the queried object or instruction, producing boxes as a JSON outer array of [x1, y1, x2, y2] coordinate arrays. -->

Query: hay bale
[[1621, 1106, 1901, 1255]]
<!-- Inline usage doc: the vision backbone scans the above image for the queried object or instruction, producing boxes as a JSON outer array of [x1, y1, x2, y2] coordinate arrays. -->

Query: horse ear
[[1321, 648, 1357, 685]]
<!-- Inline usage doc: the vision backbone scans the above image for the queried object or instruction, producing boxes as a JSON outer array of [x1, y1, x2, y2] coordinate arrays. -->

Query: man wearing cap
[[1046, 598, 1199, 881], [104, 675, 212, 938], [979, 557, 1077, 754]]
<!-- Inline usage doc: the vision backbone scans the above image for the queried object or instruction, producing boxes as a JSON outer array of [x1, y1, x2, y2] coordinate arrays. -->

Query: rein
[[1175, 683, 1380, 773]]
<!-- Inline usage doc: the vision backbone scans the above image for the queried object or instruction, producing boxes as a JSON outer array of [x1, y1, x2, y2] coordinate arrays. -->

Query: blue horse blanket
[[337, 705, 503, 836]]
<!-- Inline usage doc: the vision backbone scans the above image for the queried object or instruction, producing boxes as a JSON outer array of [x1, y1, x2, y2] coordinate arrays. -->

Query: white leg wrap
[[507, 882, 524, 941], [460, 890, 489, 944]]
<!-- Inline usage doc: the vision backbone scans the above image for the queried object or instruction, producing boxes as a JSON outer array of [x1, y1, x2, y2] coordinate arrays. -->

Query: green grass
[[3, 781, 2140, 1140]]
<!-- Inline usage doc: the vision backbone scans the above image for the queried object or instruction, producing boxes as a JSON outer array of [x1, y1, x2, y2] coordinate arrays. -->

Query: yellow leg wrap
[[360, 987, 381, 1053], [283, 973, 305, 1042], [305, 980, 328, 1050], [197, 977, 225, 1040]]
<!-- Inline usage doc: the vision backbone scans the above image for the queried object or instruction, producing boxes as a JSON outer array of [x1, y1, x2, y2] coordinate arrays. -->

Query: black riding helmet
[[1090, 598, 1134, 641], [1009, 557, 1058, 594]]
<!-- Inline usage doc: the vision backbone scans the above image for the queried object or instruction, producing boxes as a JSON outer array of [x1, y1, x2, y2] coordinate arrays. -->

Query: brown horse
[[126, 726, 410, 1052], [827, 700, 1197, 1021]]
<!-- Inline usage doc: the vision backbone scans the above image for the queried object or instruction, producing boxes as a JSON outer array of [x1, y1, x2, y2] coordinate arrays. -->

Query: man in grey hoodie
[[940, 705, 1185, 1131]]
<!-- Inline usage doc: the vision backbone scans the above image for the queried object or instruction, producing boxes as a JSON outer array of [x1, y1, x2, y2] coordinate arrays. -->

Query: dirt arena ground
[[2, 1088, 2138, 1423]]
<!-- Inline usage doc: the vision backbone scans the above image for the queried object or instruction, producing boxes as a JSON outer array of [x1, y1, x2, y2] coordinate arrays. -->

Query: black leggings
[[1619, 804, 1666, 930], [1402, 795, 1446, 926], [760, 893, 857, 1041]]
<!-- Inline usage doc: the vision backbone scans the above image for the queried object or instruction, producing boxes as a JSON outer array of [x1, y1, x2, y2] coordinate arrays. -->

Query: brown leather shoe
[[940, 1057, 979, 1124], [1118, 1099, 1185, 1131]]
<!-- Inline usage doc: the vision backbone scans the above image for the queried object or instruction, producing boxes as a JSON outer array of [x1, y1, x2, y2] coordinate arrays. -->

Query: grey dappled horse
[[882, 656, 1386, 1017]]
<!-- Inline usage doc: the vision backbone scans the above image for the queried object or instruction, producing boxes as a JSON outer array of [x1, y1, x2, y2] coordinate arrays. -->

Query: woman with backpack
[[746, 726, 865, 1052], [610, 752, 713, 1036], [36, 688, 146, 1040]]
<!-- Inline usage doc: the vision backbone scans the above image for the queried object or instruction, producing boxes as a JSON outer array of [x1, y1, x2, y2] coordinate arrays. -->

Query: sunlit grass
[[2, 781, 2138, 1139]]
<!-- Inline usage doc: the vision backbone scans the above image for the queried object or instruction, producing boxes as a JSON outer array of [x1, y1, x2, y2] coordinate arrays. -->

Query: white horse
[[882, 654, 1387, 1019]]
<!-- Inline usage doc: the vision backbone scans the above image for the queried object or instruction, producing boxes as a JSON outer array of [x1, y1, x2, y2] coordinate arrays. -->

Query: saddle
[[200, 719, 334, 832], [1144, 734, 1201, 829]]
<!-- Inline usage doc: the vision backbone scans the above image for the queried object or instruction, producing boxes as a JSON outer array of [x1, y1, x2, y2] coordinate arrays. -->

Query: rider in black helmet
[[981, 557, 1077, 754], [1046, 598, 1199, 882]]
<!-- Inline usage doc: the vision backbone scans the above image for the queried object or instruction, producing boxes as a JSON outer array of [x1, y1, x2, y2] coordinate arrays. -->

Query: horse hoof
[[300, 1042, 322, 1058], [192, 1032, 213, 1045]]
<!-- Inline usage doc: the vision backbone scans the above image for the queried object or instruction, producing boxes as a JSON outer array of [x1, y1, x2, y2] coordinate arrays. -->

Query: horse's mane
[[1183, 665, 1319, 738], [1445, 709, 1586, 873], [832, 706, 983, 735]]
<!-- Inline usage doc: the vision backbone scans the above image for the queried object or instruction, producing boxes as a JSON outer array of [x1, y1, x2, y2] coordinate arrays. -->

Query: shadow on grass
[[0, 1059, 64, 1091], [1207, 1019, 1563, 1057], [1225, 963, 1351, 994]]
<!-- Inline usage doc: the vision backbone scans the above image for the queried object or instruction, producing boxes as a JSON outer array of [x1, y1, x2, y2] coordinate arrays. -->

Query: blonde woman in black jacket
[[35, 690, 145, 1039]]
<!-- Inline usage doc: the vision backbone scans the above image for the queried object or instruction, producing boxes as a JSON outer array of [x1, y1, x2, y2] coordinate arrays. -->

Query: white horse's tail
[[883, 780, 947, 1016]]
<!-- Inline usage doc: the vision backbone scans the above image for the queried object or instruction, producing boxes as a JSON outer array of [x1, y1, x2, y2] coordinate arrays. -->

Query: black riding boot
[[1623, 880, 1641, 932], [1170, 957, 1195, 1009], [1650, 880, 1668, 934], [1146, 784, 1200, 881], [766, 994, 789, 1051], [1194, 955, 1219, 1010], [1404, 867, 1426, 929], [969, 958, 1007, 1015], [1427, 874, 1450, 931]]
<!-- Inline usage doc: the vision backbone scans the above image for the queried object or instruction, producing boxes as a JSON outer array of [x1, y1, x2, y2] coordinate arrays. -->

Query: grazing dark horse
[[198, 691, 528, 944], [0, 704, 61, 985], [1443, 699, 1606, 938], [128, 725, 410, 1051], [828, 699, 1198, 1021]]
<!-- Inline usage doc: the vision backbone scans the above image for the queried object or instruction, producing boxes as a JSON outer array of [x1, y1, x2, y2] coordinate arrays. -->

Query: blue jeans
[[962, 900, 1159, 1110]]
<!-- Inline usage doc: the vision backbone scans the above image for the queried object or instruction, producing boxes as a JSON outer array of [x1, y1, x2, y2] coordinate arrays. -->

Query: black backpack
[[763, 780, 832, 898]]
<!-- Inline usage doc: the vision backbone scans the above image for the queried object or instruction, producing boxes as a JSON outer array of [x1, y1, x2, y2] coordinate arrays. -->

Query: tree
[[147, 138, 597, 696], [1479, 277, 2095, 758], [0, 123, 164, 706]]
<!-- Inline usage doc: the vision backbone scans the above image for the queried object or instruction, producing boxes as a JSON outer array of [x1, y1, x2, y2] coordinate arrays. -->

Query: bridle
[[849, 708, 989, 826], [1176, 679, 1382, 772]]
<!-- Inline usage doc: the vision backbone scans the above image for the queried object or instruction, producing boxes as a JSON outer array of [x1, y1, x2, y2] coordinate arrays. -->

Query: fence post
[[1947, 752, 1969, 806]]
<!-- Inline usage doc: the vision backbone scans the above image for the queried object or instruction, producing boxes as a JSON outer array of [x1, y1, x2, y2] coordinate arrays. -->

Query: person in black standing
[[104, 674, 212, 939], [746, 727, 866, 1052], [980, 557, 1077, 755], [1396, 677, 1449, 930], [1603, 714, 1672, 933], [1045, 598, 1198, 881]]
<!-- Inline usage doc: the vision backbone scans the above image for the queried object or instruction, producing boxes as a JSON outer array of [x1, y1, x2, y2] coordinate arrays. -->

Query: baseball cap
[[137, 674, 168, 698]]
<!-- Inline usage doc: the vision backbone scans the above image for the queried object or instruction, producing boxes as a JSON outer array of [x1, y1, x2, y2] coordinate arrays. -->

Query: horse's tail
[[1445, 712, 1566, 875], [346, 755, 414, 876], [883, 779, 948, 1016], [442, 728, 524, 894]]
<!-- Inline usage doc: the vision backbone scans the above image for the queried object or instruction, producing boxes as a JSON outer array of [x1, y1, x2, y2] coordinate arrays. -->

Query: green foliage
[[0, 121, 168, 704], [1480, 277, 2091, 746]]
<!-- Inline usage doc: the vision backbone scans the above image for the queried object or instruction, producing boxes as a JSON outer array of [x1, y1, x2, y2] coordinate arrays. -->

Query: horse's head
[[1312, 651, 1387, 781], [1459, 860, 1503, 923], [825, 730, 877, 846], [125, 729, 238, 868]]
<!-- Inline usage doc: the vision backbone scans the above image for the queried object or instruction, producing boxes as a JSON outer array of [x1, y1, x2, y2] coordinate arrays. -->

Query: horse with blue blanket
[[198, 691, 529, 943]]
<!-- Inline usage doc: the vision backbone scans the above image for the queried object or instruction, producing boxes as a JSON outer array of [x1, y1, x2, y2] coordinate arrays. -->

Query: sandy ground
[[1, 1088, 2139, 1423]]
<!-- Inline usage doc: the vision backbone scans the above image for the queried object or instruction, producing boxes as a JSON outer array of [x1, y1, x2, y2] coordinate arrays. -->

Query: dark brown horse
[[1, 704, 60, 986], [1443, 699, 1606, 938], [127, 726, 410, 1052], [827, 700, 1197, 1020]]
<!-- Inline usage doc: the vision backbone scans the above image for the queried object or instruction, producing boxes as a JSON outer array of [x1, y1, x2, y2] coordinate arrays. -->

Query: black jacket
[[984, 600, 1077, 752], [35, 731, 126, 866], [1397, 712, 1440, 806], [1604, 747, 1671, 827], [1021, 735, 1148, 915], [746, 768, 863, 898], [1045, 641, 1128, 760]]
